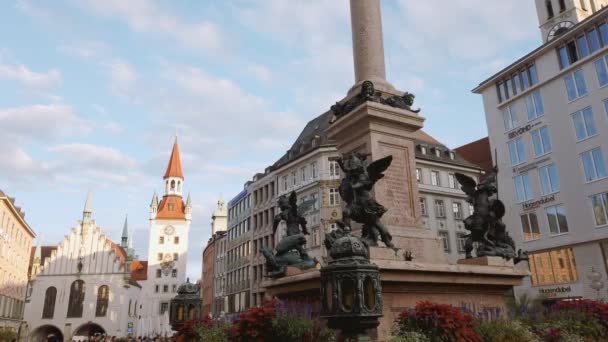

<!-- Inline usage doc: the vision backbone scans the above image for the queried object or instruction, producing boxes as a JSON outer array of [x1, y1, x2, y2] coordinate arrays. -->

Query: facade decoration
[[330, 80, 420, 120], [338, 152, 394, 247], [260, 191, 318, 278], [455, 171, 527, 263]]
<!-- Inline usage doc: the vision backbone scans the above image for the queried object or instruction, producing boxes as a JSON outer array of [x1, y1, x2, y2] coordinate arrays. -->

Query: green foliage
[[475, 319, 539, 342], [193, 320, 231, 342], [388, 331, 431, 342], [272, 313, 335, 342], [505, 294, 545, 322], [0, 327, 17, 341]]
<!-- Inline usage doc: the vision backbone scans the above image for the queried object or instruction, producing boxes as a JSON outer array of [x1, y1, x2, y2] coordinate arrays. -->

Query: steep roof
[[130, 260, 148, 281], [455, 137, 493, 173], [412, 131, 479, 169], [163, 140, 184, 179], [156, 195, 186, 220]]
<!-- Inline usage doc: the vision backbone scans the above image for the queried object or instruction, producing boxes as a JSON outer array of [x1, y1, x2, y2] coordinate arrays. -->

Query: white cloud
[[0, 60, 61, 89], [79, 0, 224, 54], [246, 64, 273, 83], [59, 40, 110, 59], [48, 143, 137, 170], [105, 59, 138, 99], [0, 104, 91, 140]]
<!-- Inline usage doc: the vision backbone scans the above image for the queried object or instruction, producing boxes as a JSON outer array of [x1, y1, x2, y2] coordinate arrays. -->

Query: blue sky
[[0, 0, 541, 280]]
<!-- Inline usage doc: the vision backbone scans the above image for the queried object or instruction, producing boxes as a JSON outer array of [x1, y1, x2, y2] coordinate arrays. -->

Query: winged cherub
[[337, 152, 394, 247]]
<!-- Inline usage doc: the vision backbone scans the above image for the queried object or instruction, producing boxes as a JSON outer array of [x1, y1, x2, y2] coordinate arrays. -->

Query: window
[[539, 164, 560, 195], [67, 280, 85, 318], [514, 174, 533, 203], [572, 107, 597, 140], [531, 127, 552, 156], [589, 28, 600, 52], [329, 188, 340, 206], [157, 253, 163, 261], [600, 23, 608, 46], [546, 0, 554, 18], [301, 167, 307, 182], [452, 202, 463, 219], [507, 138, 526, 166], [564, 69, 588, 101], [292, 171, 297, 186], [457, 234, 467, 253], [529, 248, 578, 286], [595, 55, 608, 87], [174, 236, 180, 244], [438, 231, 450, 252], [95, 285, 109, 317], [434, 148, 441, 157], [529, 65, 538, 85], [419, 198, 428, 216], [155, 285, 159, 293], [416, 168, 421, 183], [558, 0, 566, 11], [172, 284, 177, 293], [468, 204, 474, 216], [282, 176, 288, 191], [173, 253, 179, 261], [42, 287, 56, 319], [581, 147, 607, 182], [546, 205, 569, 234], [577, 34, 590, 59], [580, 0, 587, 10], [502, 105, 518, 131], [172, 269, 178, 278], [163, 285, 169, 293], [329, 160, 340, 178], [448, 174, 457, 189], [434, 200, 445, 218], [431, 171, 440, 186], [156, 269, 162, 278], [421, 146, 427, 154], [160, 302, 169, 314], [590, 192, 608, 226], [526, 91, 544, 121], [159, 236, 164, 244], [520, 213, 541, 241], [311, 162, 318, 179]]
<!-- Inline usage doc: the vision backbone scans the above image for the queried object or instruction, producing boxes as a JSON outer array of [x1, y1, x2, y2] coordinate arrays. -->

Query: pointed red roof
[[163, 140, 184, 179]]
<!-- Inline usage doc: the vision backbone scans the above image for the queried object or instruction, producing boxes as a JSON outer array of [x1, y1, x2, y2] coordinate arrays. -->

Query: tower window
[[547, 0, 554, 18], [172, 269, 178, 277], [559, 0, 566, 12], [159, 236, 164, 244], [174, 236, 180, 244], [156, 269, 162, 278], [171, 180, 175, 191]]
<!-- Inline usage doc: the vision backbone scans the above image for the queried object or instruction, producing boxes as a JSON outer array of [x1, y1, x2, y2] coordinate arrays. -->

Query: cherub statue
[[260, 191, 317, 278], [337, 152, 394, 247], [455, 172, 527, 263]]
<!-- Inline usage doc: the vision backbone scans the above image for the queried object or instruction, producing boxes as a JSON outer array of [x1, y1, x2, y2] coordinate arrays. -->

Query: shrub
[[533, 300, 608, 341], [273, 313, 335, 342], [388, 331, 431, 342], [0, 328, 17, 341], [475, 319, 539, 342], [231, 301, 276, 342], [394, 301, 480, 342], [192, 315, 231, 342]]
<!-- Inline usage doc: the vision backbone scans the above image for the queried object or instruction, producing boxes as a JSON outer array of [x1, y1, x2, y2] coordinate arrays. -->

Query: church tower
[[536, 0, 608, 42], [211, 195, 227, 235], [145, 138, 192, 319]]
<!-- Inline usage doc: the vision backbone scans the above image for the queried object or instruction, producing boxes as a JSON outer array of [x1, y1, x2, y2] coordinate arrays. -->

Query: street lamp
[[587, 267, 604, 300], [321, 225, 383, 340]]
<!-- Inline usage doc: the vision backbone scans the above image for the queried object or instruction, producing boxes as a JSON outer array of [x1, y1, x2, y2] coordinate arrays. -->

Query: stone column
[[349, 0, 395, 94]]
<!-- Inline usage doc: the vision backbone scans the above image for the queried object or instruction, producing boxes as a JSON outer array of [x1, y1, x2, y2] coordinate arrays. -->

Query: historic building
[[0, 190, 36, 336], [142, 139, 192, 323], [201, 198, 227, 316], [24, 195, 141, 341], [211, 109, 482, 314], [473, 0, 608, 300]]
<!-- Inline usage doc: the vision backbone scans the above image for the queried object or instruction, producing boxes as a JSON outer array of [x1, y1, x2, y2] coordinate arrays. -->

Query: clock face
[[547, 21, 575, 41], [164, 225, 175, 235]]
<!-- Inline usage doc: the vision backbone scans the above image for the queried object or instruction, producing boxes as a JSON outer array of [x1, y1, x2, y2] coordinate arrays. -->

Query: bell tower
[[536, 0, 608, 42], [144, 137, 192, 322]]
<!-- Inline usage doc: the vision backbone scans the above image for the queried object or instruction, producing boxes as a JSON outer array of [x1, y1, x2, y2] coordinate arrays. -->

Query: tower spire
[[163, 138, 184, 180], [121, 214, 129, 248], [83, 191, 92, 222]]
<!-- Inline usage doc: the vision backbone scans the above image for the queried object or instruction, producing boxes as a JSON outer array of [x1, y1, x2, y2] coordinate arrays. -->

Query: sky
[[0, 0, 541, 281]]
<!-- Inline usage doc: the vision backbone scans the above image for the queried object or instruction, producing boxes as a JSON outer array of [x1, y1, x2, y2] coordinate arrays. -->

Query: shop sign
[[523, 194, 556, 211], [538, 285, 572, 298], [507, 121, 542, 139]]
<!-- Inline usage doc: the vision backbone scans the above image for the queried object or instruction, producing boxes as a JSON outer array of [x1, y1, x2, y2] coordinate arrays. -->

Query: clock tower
[[536, 0, 608, 42], [145, 138, 192, 320]]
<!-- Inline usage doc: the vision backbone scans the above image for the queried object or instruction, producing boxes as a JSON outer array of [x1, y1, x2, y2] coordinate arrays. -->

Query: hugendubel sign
[[538, 285, 572, 297]]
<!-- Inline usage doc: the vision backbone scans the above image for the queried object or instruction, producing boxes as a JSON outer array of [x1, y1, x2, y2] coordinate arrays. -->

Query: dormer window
[[311, 137, 318, 147], [449, 151, 455, 160], [434, 148, 441, 157], [421, 146, 427, 154]]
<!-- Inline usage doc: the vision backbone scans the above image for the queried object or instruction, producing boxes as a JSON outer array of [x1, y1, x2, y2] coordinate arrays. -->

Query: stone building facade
[[201, 198, 227, 316], [213, 111, 481, 314], [473, 0, 608, 300], [0, 190, 36, 337]]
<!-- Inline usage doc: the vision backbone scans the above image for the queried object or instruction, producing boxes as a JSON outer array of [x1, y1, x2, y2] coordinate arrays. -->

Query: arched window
[[134, 301, 138, 316], [67, 280, 85, 318], [559, 0, 566, 11], [177, 181, 181, 192], [128, 299, 132, 316], [165, 180, 168, 193], [547, 0, 555, 18], [42, 287, 57, 319], [170, 180, 176, 191], [177, 304, 184, 321], [95, 285, 109, 317]]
